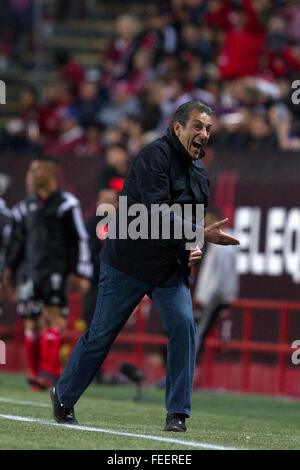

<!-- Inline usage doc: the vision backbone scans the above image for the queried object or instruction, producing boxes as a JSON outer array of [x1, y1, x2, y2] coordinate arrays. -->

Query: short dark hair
[[34, 154, 59, 165], [167, 101, 213, 137]]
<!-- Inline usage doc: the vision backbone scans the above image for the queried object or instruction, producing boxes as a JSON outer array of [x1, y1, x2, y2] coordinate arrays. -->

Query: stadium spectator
[[102, 126, 125, 147], [73, 80, 103, 129], [38, 81, 73, 148], [138, 80, 164, 132], [101, 14, 141, 90], [3, 156, 92, 389], [54, 49, 86, 99], [96, 80, 140, 128], [73, 124, 104, 158], [126, 48, 154, 95], [139, 5, 178, 66], [119, 115, 145, 158], [2, 0, 298, 162], [45, 107, 85, 157], [247, 112, 277, 151], [207, 0, 265, 79], [98, 144, 129, 192]]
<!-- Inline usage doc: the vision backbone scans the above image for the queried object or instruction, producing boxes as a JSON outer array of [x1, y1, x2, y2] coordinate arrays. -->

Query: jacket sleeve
[[61, 201, 93, 279], [5, 204, 26, 272]]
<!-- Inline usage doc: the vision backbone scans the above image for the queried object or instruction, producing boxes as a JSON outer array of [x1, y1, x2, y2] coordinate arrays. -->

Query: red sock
[[24, 330, 41, 377], [40, 327, 62, 377]]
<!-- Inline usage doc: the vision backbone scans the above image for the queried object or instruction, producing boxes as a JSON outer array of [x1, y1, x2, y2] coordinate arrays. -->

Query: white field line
[[0, 397, 50, 407], [0, 410, 238, 450]]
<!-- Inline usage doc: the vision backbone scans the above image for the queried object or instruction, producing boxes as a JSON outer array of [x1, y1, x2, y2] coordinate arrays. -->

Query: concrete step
[[22, 51, 103, 70], [53, 21, 115, 39], [45, 36, 109, 52]]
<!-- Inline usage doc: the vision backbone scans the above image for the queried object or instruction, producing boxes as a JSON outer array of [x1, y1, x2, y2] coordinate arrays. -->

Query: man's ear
[[173, 122, 182, 137]]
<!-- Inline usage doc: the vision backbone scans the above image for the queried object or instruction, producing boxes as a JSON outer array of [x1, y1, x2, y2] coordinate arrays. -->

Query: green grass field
[[0, 373, 300, 450]]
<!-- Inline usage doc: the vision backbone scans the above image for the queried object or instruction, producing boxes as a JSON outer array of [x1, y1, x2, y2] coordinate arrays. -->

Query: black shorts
[[16, 273, 69, 319]]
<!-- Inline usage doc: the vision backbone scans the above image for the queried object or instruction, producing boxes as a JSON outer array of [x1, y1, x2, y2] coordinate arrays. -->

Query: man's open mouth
[[192, 141, 202, 150]]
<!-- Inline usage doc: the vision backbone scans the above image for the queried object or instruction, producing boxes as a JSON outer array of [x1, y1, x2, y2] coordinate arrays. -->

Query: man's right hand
[[204, 218, 240, 245]]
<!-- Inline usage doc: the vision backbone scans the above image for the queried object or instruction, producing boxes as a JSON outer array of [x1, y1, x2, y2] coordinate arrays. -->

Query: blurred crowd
[[1, 0, 300, 195]]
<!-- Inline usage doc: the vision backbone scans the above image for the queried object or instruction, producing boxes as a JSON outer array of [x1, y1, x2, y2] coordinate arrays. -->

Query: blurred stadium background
[[1, 0, 300, 399]]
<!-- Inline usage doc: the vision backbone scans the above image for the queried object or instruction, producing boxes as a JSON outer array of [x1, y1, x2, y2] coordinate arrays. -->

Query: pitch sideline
[[0, 405, 239, 450]]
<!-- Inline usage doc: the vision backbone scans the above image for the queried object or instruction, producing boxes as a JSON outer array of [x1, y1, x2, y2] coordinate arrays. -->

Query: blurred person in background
[[73, 80, 103, 129], [3, 156, 92, 390], [4, 168, 41, 389], [10, 0, 34, 59], [119, 115, 145, 158], [207, 0, 265, 80], [2, 85, 40, 155], [54, 49, 85, 99], [179, 22, 213, 67], [98, 143, 129, 193], [38, 81, 73, 148], [139, 5, 178, 66], [101, 14, 141, 91], [96, 80, 141, 128], [247, 112, 277, 151], [159, 78, 193, 133], [83, 189, 118, 327], [83, 188, 118, 385], [138, 80, 164, 133], [73, 124, 104, 158], [0, 0, 16, 69], [0, 197, 12, 317], [45, 107, 85, 157], [212, 109, 250, 151], [126, 48, 154, 95], [193, 208, 240, 357], [102, 126, 125, 147]]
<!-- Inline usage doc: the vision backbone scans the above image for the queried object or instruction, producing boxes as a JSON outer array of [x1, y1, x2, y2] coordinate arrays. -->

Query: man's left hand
[[188, 247, 202, 267]]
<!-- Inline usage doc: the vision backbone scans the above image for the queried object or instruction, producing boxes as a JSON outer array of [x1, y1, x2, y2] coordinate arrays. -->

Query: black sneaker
[[164, 413, 187, 432], [50, 387, 78, 425]]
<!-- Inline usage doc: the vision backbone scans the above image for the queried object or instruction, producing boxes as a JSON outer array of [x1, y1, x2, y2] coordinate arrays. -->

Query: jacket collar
[[166, 130, 206, 166]]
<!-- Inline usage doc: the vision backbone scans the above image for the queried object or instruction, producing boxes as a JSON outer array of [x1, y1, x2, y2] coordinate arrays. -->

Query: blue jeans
[[57, 262, 197, 416]]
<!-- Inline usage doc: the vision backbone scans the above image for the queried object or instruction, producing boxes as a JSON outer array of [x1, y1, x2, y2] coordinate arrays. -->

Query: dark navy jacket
[[101, 131, 209, 286]]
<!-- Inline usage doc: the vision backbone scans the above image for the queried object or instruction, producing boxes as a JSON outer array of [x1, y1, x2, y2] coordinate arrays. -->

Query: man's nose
[[199, 129, 209, 140]]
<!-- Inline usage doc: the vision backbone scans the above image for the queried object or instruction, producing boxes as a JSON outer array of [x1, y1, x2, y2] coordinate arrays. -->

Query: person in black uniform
[[83, 188, 118, 327], [50, 101, 239, 431], [0, 197, 12, 316], [3, 155, 92, 389]]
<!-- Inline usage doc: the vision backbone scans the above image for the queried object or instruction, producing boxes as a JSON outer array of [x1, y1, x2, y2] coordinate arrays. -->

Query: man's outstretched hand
[[204, 218, 240, 246]]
